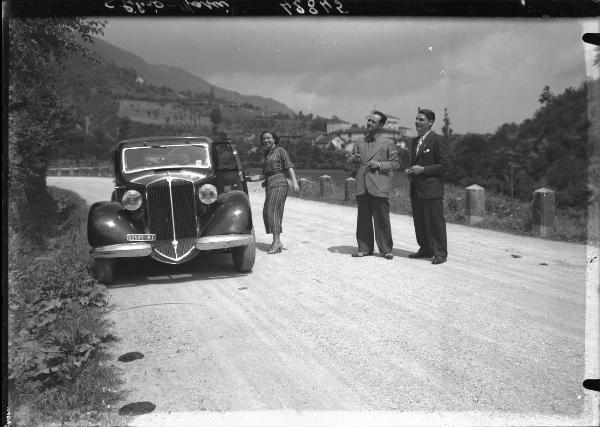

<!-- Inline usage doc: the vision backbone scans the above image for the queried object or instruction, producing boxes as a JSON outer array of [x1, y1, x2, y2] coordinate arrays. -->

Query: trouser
[[411, 196, 447, 258], [356, 193, 393, 254], [263, 184, 288, 234]]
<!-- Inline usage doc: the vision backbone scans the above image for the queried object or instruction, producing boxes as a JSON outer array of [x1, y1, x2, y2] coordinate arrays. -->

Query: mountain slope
[[87, 37, 295, 115]]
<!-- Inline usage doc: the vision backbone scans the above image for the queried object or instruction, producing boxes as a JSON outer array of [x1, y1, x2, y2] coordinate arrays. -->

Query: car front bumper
[[90, 234, 254, 258], [195, 234, 254, 250]]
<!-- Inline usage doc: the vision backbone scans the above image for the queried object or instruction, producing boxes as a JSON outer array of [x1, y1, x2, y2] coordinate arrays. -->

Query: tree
[[117, 117, 131, 140], [9, 18, 106, 246], [538, 85, 555, 105], [309, 116, 327, 132], [441, 107, 453, 140], [208, 86, 215, 105], [209, 107, 222, 135]]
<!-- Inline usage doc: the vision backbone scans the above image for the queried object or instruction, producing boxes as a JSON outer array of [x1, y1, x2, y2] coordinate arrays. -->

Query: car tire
[[95, 258, 115, 285], [231, 235, 256, 273]]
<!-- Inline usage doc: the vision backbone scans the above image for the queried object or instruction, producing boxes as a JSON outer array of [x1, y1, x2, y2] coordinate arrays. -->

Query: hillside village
[[59, 36, 417, 165], [50, 34, 594, 211], [319, 116, 415, 152], [116, 78, 416, 155]]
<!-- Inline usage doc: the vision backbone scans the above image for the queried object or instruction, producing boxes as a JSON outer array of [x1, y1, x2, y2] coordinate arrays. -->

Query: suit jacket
[[348, 133, 399, 198], [409, 131, 449, 199]]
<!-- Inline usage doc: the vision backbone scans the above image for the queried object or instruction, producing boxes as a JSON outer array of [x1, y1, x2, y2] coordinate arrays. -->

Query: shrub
[[295, 174, 586, 242], [8, 187, 122, 425]]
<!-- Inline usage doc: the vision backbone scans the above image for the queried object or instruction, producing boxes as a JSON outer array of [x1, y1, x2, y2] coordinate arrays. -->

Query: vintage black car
[[87, 136, 259, 284]]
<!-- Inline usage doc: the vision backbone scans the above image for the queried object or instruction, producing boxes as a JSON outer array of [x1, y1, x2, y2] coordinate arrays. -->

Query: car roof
[[117, 136, 216, 149]]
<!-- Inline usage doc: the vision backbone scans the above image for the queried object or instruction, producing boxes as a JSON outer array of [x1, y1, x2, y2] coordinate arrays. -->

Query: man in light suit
[[404, 109, 449, 264], [348, 110, 400, 259]]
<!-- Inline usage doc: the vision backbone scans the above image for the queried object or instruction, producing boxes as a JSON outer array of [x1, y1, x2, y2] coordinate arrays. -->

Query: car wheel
[[95, 258, 116, 285], [231, 236, 256, 273]]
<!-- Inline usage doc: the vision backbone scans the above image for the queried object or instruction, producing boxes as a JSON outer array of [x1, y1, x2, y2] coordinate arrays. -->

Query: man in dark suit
[[348, 110, 400, 259], [404, 109, 449, 265]]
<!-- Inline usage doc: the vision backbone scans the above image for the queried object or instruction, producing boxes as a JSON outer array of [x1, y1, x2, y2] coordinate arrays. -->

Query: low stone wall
[[47, 167, 112, 177]]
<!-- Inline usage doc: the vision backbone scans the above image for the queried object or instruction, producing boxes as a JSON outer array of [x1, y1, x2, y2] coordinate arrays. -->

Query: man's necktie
[[416, 136, 424, 154]]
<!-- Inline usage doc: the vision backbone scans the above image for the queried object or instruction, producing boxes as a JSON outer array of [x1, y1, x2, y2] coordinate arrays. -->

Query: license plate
[[127, 234, 156, 242]]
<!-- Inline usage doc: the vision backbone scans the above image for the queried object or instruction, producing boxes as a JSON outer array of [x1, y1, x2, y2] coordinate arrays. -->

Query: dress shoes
[[431, 257, 447, 265], [351, 251, 373, 257], [408, 251, 432, 259], [267, 243, 283, 254], [383, 253, 394, 260]]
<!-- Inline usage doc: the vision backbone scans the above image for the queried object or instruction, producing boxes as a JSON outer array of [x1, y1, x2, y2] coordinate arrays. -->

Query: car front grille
[[146, 177, 198, 262]]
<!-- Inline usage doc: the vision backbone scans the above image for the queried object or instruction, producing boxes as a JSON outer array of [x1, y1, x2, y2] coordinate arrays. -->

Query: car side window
[[214, 143, 237, 170]]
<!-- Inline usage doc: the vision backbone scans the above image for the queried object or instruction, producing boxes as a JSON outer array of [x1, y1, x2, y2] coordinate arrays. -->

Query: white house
[[383, 114, 404, 131], [382, 115, 416, 137], [326, 118, 351, 134]]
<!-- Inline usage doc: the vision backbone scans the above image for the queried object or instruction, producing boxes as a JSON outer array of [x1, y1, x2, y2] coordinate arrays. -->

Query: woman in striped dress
[[261, 131, 299, 254]]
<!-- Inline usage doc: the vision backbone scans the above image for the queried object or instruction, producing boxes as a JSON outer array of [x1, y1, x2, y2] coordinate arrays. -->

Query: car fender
[[202, 190, 253, 236], [88, 201, 145, 247]]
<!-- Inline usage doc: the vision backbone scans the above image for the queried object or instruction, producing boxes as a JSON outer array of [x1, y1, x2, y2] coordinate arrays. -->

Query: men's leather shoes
[[409, 251, 432, 259], [352, 251, 373, 257], [383, 253, 394, 260], [431, 257, 447, 265]]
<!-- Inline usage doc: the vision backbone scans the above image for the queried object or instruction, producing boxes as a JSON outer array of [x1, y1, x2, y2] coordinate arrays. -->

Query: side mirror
[[245, 174, 265, 182]]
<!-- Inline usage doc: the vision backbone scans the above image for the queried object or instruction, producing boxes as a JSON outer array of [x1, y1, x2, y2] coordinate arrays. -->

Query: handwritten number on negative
[[280, 1, 292, 14], [280, 0, 347, 14], [335, 0, 348, 13], [293, 0, 305, 13], [319, 0, 332, 13], [105, 0, 165, 13]]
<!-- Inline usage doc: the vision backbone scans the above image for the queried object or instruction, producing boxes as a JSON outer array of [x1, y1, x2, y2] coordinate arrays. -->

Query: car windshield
[[122, 143, 211, 173]]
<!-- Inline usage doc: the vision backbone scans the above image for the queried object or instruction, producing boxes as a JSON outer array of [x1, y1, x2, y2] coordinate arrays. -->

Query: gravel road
[[48, 177, 597, 427]]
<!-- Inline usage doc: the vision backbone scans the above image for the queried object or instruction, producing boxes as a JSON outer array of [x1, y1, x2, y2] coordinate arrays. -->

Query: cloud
[[101, 18, 588, 133]]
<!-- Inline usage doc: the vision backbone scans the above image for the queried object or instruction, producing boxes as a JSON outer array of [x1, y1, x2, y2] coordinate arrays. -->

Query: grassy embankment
[[292, 170, 587, 242], [8, 187, 124, 426]]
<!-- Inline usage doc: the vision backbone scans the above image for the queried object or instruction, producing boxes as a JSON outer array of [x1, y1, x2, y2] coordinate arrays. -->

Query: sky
[[100, 18, 599, 134]]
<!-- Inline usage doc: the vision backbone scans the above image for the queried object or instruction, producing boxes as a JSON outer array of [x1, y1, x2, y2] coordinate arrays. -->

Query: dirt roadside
[[48, 177, 594, 426]]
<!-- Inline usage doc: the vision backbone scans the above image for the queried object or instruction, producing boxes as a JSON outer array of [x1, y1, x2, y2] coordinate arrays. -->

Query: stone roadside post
[[319, 175, 332, 197], [465, 184, 485, 225], [532, 187, 555, 238], [345, 177, 355, 201], [298, 178, 308, 193]]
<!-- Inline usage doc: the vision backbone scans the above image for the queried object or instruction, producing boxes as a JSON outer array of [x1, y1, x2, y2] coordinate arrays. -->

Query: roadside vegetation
[[7, 19, 127, 426], [293, 172, 587, 243], [8, 187, 123, 426]]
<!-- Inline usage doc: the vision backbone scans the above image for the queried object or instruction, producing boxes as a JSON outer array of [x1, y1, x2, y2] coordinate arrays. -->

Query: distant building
[[314, 134, 338, 150], [329, 127, 413, 153], [326, 117, 351, 133], [377, 113, 416, 137], [135, 76, 145, 84], [383, 114, 403, 131], [397, 126, 415, 137]]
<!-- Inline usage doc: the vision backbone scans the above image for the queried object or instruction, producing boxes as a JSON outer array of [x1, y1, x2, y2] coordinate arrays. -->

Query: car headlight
[[199, 184, 218, 204], [122, 190, 143, 211]]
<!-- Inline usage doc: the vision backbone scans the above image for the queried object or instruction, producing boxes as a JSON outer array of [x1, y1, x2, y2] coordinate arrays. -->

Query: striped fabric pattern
[[263, 146, 294, 188], [263, 184, 288, 234]]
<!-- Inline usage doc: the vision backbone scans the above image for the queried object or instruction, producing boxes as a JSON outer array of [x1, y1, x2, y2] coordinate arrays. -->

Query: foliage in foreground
[[9, 18, 105, 247], [8, 187, 122, 426]]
